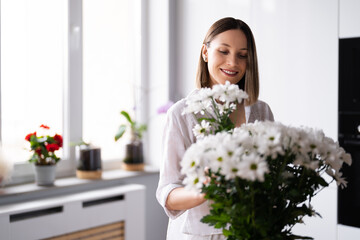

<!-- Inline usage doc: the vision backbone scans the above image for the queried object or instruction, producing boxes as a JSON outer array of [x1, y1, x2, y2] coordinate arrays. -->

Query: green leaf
[[138, 124, 147, 132], [134, 123, 147, 139], [120, 111, 133, 125], [288, 234, 313, 239], [198, 117, 216, 123], [317, 177, 329, 187], [28, 154, 39, 163], [222, 229, 232, 237], [115, 124, 127, 141], [29, 134, 37, 142], [201, 213, 230, 227]]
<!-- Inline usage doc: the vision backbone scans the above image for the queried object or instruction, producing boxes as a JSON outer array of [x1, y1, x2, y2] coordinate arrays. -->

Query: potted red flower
[[25, 124, 63, 186]]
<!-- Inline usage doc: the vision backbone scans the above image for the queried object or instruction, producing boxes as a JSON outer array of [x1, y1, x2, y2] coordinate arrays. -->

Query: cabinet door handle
[[344, 139, 360, 147], [82, 195, 125, 208], [10, 206, 63, 222]]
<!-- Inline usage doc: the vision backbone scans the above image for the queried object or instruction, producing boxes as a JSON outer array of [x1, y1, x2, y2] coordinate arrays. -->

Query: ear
[[201, 44, 208, 62]]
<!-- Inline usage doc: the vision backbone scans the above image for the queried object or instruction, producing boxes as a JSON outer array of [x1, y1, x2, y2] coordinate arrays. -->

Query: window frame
[[0, 0, 146, 185]]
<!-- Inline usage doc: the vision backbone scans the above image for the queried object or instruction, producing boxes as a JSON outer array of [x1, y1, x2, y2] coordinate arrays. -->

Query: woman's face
[[202, 29, 248, 87]]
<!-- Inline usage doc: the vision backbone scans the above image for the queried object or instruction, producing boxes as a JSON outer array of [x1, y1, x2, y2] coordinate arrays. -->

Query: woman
[[156, 17, 274, 240]]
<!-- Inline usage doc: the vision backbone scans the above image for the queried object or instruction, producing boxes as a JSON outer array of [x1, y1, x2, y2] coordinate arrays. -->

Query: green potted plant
[[25, 124, 63, 186], [115, 111, 147, 171]]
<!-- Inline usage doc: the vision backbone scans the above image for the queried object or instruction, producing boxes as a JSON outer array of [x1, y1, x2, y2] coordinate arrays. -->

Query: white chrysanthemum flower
[[222, 132, 239, 153], [232, 125, 252, 138], [254, 124, 284, 159], [182, 100, 203, 115], [212, 81, 248, 104], [215, 102, 226, 115], [293, 155, 306, 167], [334, 171, 348, 189], [182, 88, 213, 115], [182, 172, 206, 191], [237, 153, 269, 182], [193, 120, 211, 139], [324, 145, 344, 172], [207, 144, 230, 174], [181, 143, 204, 175], [220, 154, 241, 180], [296, 157, 320, 170], [283, 126, 302, 153], [299, 127, 325, 156], [341, 151, 352, 166]]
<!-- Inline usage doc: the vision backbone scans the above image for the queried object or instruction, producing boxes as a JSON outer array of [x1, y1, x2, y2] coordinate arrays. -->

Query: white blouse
[[156, 89, 274, 239]]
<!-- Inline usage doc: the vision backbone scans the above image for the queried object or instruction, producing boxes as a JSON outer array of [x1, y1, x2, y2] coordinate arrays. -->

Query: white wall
[[339, 0, 360, 38], [252, 0, 339, 139]]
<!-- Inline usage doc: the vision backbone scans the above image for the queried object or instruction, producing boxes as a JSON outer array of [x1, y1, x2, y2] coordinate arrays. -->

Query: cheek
[[209, 52, 224, 64], [238, 62, 247, 79], [209, 57, 223, 71], [240, 61, 247, 72], [207, 60, 218, 73]]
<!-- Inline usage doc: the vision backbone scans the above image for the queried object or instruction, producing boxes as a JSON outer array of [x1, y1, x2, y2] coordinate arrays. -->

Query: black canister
[[124, 140, 144, 164], [76, 145, 102, 171]]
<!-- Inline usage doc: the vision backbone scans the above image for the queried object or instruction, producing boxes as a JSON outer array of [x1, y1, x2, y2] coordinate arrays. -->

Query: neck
[[230, 102, 246, 127]]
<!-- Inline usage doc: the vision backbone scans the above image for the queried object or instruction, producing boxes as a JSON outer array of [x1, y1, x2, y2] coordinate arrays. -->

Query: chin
[[223, 79, 240, 85], [211, 78, 240, 86]]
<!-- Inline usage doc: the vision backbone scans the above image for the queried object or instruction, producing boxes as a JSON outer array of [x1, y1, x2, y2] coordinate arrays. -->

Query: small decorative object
[[181, 82, 352, 239], [75, 142, 102, 179], [25, 124, 63, 186], [115, 111, 147, 171]]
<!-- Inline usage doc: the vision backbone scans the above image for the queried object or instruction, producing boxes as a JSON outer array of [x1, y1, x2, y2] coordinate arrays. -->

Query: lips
[[221, 68, 238, 77]]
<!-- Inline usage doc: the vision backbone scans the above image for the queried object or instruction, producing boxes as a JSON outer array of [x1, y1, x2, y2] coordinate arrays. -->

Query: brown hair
[[195, 17, 259, 105]]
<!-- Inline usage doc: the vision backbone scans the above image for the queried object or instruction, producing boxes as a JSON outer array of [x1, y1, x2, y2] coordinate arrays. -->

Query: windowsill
[[0, 166, 159, 206]]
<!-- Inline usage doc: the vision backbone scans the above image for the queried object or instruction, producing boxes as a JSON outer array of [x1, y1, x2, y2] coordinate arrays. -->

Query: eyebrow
[[221, 43, 248, 50]]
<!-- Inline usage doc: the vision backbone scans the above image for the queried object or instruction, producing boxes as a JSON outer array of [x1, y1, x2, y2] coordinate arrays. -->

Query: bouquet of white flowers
[[183, 81, 248, 138], [180, 83, 352, 240]]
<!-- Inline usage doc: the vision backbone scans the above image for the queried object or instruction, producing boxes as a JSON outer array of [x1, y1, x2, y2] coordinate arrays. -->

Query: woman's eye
[[219, 50, 228, 55], [237, 54, 247, 59]]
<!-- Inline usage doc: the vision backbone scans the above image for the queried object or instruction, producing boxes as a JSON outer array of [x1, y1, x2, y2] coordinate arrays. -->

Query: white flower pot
[[34, 165, 56, 186]]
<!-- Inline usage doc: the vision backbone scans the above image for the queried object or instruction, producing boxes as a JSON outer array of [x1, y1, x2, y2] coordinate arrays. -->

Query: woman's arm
[[166, 187, 206, 211], [157, 98, 204, 217]]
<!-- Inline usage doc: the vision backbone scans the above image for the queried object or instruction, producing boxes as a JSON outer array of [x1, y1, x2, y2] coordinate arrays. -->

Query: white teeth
[[222, 69, 237, 75]]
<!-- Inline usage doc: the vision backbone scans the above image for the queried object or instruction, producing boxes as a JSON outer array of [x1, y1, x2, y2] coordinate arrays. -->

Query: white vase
[[34, 165, 56, 186]]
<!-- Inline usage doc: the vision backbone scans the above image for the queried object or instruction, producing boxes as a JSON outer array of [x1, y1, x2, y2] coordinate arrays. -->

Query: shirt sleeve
[[156, 102, 193, 219], [265, 103, 275, 121], [256, 100, 275, 122]]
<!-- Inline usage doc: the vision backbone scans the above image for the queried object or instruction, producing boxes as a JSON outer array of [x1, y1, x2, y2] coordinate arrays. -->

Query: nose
[[226, 54, 238, 66]]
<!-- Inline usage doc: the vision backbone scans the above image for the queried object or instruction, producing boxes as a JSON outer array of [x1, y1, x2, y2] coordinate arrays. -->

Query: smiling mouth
[[221, 68, 238, 76]]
